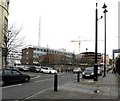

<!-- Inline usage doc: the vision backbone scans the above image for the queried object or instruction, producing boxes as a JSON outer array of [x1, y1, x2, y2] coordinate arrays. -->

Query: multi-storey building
[[80, 52, 110, 66], [80, 52, 103, 65], [21, 46, 73, 65], [0, 0, 9, 68]]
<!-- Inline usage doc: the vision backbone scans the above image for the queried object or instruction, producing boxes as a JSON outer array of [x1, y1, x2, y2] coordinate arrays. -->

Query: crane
[[71, 36, 103, 54]]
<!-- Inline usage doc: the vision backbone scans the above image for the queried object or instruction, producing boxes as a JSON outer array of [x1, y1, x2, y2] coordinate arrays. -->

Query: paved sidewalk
[[25, 72, 119, 100]]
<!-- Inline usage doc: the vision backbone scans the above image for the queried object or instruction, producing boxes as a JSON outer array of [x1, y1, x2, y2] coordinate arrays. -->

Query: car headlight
[[36, 69, 39, 71], [91, 72, 94, 75], [82, 72, 85, 75]]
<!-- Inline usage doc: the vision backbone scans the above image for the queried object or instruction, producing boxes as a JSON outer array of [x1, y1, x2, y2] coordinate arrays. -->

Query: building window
[[26, 52, 29, 54], [4, 17, 8, 33]]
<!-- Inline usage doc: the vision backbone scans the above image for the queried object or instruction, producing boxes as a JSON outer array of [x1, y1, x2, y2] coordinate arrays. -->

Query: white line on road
[[31, 75, 40, 79], [35, 78, 53, 83], [24, 88, 51, 99], [2, 84, 22, 89]]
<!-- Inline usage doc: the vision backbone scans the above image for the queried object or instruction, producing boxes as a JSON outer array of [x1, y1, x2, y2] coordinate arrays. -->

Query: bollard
[[93, 64, 98, 81], [77, 72, 80, 82], [54, 73, 58, 91]]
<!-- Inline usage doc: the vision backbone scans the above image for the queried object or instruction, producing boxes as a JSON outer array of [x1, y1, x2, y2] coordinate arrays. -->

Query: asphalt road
[[2, 72, 77, 100]]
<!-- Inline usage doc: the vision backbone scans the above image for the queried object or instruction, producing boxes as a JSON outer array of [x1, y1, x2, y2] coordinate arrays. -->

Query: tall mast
[[38, 16, 41, 47]]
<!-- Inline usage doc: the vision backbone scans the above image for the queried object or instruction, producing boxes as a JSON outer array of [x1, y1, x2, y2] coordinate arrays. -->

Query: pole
[[54, 73, 58, 91], [103, 10, 107, 77], [77, 72, 80, 82], [94, 3, 98, 81]]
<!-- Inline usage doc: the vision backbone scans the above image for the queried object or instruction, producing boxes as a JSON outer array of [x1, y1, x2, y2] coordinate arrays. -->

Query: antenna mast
[[38, 16, 41, 47]]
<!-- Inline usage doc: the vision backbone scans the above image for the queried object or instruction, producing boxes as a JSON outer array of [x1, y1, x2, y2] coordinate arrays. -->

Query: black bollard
[[77, 72, 80, 82], [93, 64, 98, 81], [54, 73, 58, 91]]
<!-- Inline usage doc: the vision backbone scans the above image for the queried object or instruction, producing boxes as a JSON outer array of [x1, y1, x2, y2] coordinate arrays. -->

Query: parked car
[[82, 67, 94, 79], [97, 67, 103, 76], [7, 66, 19, 71], [18, 66, 29, 72], [0, 69, 31, 86], [73, 67, 82, 73], [29, 66, 41, 73], [41, 67, 57, 74]]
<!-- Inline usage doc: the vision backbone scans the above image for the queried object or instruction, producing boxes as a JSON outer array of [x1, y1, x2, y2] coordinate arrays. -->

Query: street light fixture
[[102, 3, 108, 77]]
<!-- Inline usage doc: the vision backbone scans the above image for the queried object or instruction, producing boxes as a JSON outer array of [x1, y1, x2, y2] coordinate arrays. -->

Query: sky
[[8, 0, 119, 58]]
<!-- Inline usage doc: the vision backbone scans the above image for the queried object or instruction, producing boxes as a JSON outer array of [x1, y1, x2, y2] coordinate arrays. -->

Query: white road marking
[[31, 75, 40, 79], [25, 88, 51, 99], [35, 78, 53, 83], [2, 84, 22, 89]]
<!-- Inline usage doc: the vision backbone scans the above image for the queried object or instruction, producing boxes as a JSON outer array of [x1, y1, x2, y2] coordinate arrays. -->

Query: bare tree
[[3, 24, 25, 67]]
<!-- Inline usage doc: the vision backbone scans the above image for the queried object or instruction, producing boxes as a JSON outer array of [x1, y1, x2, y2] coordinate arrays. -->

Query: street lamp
[[93, 3, 98, 81], [102, 3, 108, 77], [94, 3, 103, 81]]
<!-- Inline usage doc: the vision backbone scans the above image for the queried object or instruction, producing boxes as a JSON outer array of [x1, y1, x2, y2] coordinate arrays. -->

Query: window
[[12, 70, 21, 75], [4, 70, 12, 75], [26, 52, 29, 54], [4, 17, 8, 33]]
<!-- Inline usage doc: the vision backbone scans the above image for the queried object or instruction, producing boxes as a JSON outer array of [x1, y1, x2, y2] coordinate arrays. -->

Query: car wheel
[[1, 80, 5, 86], [25, 77, 29, 82], [49, 71, 52, 74]]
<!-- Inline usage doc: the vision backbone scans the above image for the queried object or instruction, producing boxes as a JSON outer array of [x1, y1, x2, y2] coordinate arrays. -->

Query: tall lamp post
[[94, 3, 103, 81], [94, 3, 98, 81], [102, 3, 108, 77]]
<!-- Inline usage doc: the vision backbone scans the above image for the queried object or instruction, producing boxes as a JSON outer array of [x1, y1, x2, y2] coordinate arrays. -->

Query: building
[[80, 52, 103, 66], [80, 52, 110, 66], [7, 50, 22, 66], [21, 46, 73, 66], [0, 0, 10, 68]]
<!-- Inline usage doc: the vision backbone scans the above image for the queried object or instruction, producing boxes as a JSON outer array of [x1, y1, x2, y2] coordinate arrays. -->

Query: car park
[[29, 66, 41, 73], [0, 69, 31, 86], [73, 67, 82, 73], [41, 67, 57, 74]]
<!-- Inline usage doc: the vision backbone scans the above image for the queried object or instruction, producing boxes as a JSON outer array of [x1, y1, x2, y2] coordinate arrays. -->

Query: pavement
[[25, 71, 120, 100]]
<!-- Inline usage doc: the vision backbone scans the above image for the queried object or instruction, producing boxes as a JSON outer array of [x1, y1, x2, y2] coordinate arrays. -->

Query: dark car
[[29, 66, 41, 73], [0, 69, 31, 86], [82, 67, 94, 79], [18, 66, 29, 72]]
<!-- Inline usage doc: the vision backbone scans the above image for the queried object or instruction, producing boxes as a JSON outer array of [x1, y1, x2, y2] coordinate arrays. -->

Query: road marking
[[31, 75, 40, 79], [2, 84, 22, 89], [35, 78, 53, 83], [24, 88, 51, 99]]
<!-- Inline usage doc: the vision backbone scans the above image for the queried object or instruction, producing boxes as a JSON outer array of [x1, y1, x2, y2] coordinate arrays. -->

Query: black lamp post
[[102, 3, 108, 77], [93, 3, 98, 81], [94, 3, 103, 81]]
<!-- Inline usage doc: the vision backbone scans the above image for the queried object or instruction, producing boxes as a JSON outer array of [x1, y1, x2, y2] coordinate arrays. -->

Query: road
[[2, 72, 77, 100]]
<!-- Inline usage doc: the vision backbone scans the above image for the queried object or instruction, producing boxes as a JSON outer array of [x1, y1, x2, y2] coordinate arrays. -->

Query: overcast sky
[[8, 0, 119, 58]]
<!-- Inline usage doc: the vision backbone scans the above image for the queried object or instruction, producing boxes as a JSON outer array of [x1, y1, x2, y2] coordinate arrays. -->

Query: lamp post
[[93, 3, 98, 81], [94, 3, 103, 81], [102, 3, 108, 77]]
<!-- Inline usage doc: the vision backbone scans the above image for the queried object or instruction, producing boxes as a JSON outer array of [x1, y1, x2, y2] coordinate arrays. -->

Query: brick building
[[21, 46, 73, 66]]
